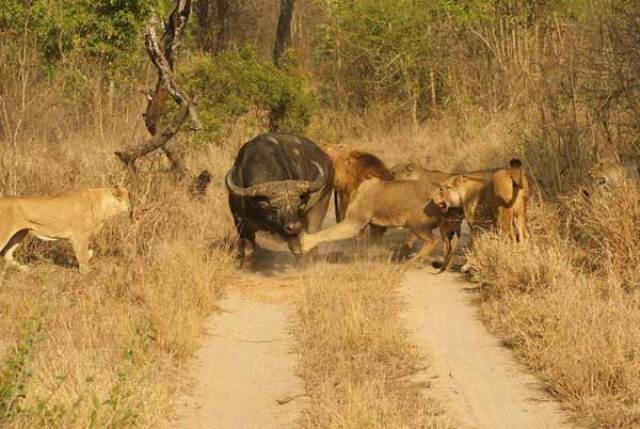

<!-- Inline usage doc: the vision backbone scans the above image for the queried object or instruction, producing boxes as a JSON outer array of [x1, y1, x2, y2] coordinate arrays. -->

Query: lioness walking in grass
[[0, 186, 130, 273]]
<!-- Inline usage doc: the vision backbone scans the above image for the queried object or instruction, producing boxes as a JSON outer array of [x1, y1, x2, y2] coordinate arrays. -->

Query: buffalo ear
[[111, 186, 129, 200]]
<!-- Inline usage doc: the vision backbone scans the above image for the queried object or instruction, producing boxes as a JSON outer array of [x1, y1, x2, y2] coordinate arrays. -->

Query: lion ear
[[406, 163, 415, 172], [452, 175, 466, 185], [111, 186, 129, 200], [509, 158, 522, 169]]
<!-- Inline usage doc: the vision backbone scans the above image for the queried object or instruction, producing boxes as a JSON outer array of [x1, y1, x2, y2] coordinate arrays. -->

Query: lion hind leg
[[405, 220, 438, 265], [438, 220, 461, 272], [497, 206, 515, 240], [1, 229, 29, 270]]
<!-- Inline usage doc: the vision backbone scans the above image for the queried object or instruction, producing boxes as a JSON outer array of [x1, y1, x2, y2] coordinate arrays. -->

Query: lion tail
[[508, 159, 525, 189]]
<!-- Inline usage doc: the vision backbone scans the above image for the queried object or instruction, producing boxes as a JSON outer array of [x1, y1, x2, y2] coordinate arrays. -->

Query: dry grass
[[0, 125, 239, 427], [466, 184, 640, 428], [291, 259, 452, 429]]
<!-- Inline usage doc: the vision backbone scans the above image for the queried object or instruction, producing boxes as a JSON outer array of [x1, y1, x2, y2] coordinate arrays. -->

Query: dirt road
[[173, 249, 303, 429], [401, 269, 574, 429], [173, 227, 574, 429]]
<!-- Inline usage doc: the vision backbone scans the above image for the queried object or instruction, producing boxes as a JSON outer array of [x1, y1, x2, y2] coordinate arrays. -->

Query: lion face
[[431, 176, 466, 212], [588, 160, 625, 189], [107, 186, 131, 218]]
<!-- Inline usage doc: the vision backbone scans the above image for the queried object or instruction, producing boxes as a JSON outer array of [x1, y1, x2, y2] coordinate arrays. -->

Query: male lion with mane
[[0, 186, 130, 273], [325, 147, 394, 222]]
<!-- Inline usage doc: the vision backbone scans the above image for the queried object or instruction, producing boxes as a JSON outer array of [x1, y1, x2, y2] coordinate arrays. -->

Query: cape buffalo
[[226, 133, 334, 265]]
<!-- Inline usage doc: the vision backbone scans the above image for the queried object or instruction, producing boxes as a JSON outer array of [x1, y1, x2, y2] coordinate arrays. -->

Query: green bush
[[182, 48, 317, 142]]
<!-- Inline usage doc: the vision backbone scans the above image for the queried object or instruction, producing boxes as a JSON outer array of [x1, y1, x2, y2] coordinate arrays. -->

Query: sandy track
[[173, 272, 303, 429], [401, 270, 574, 429]]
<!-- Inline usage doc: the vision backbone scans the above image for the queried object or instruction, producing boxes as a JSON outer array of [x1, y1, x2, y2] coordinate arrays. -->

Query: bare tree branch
[[115, 0, 200, 176]]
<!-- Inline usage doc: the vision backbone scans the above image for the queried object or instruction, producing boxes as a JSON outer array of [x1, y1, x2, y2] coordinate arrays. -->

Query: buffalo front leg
[[236, 224, 256, 267]]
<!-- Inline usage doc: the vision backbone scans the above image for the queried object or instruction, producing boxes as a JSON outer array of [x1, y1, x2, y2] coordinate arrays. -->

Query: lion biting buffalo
[[225, 133, 334, 266]]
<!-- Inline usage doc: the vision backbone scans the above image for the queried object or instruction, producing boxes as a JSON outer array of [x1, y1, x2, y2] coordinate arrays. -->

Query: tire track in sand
[[401, 269, 575, 429], [173, 246, 303, 429]]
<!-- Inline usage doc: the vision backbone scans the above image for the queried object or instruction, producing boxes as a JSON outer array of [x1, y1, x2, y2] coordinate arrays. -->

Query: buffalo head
[[226, 162, 325, 237]]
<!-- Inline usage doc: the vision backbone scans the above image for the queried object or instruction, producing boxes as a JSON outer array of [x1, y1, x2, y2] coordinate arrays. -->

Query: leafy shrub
[[182, 48, 317, 142]]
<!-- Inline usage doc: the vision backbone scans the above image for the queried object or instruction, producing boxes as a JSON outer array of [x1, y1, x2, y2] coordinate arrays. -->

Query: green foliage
[[0, 0, 168, 69], [182, 48, 317, 141], [315, 0, 588, 117], [316, 0, 444, 115], [0, 319, 41, 421]]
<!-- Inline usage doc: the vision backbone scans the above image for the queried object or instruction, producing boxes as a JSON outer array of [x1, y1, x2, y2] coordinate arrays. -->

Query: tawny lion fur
[[325, 147, 394, 222], [300, 175, 462, 271], [0, 186, 130, 273], [431, 159, 530, 241]]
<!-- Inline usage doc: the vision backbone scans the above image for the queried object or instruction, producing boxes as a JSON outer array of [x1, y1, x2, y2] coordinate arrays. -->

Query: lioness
[[0, 186, 130, 273], [431, 159, 529, 241], [588, 156, 640, 190], [300, 176, 461, 270]]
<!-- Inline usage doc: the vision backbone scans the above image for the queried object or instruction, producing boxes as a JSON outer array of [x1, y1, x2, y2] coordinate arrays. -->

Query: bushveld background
[[1, 0, 639, 427]]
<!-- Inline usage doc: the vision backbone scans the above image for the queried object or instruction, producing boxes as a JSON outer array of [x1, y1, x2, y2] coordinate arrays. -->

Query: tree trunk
[[195, 0, 214, 52], [215, 0, 229, 54], [270, 0, 296, 132], [273, 0, 295, 66], [115, 0, 200, 177]]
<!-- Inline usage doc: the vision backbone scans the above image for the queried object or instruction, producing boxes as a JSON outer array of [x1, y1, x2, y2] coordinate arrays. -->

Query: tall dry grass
[[0, 116, 242, 427], [466, 183, 640, 428], [291, 259, 452, 429]]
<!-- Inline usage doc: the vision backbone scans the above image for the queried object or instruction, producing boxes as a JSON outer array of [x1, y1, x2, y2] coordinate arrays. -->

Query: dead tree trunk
[[115, 0, 200, 177], [273, 0, 295, 66]]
